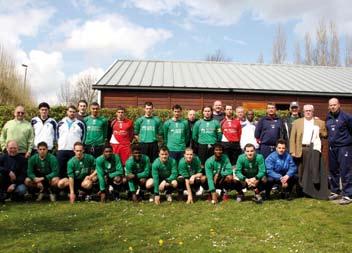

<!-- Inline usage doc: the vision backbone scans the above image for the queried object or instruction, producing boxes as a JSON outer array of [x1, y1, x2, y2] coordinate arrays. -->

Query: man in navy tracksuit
[[326, 98, 352, 205], [255, 103, 287, 159]]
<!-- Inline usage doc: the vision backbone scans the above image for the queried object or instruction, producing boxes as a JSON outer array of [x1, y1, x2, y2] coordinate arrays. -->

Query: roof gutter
[[92, 85, 352, 97]]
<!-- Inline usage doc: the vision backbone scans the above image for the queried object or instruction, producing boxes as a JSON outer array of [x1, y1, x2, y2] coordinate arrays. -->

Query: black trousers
[[221, 141, 242, 165], [57, 150, 75, 178], [140, 142, 159, 163]]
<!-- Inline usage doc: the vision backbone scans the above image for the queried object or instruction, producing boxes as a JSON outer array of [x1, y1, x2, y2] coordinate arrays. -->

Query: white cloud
[[129, 0, 182, 14], [0, 6, 55, 48], [129, 0, 352, 36], [67, 67, 105, 86], [64, 14, 173, 57], [16, 50, 66, 105], [223, 36, 247, 46]]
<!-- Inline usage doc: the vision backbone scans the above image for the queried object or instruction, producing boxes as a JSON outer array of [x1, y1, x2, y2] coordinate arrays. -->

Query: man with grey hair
[[0, 105, 34, 158], [290, 104, 328, 199], [0, 141, 27, 201], [326, 98, 352, 204]]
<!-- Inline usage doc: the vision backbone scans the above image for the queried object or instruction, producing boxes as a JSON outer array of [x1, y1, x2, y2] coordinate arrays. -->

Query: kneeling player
[[177, 148, 206, 203], [125, 145, 151, 202], [25, 142, 59, 201], [205, 143, 234, 204], [146, 146, 178, 205], [235, 143, 266, 204], [96, 145, 125, 202], [57, 142, 97, 203]]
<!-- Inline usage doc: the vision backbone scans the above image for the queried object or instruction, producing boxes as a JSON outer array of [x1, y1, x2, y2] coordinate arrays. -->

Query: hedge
[[0, 105, 290, 131]]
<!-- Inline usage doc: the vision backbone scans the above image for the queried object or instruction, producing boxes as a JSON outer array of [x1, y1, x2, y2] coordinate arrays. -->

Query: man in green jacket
[[25, 142, 59, 202], [235, 143, 267, 204], [134, 102, 162, 162], [125, 144, 151, 202], [0, 105, 34, 158], [84, 102, 108, 157], [57, 142, 97, 203], [163, 104, 190, 162], [146, 146, 178, 204], [178, 148, 205, 203], [96, 145, 124, 202], [205, 143, 234, 204]]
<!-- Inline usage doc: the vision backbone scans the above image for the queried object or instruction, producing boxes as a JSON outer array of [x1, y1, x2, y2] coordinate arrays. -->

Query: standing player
[[57, 105, 86, 178], [221, 105, 242, 165], [96, 145, 124, 202], [213, 100, 225, 121], [255, 103, 287, 158], [84, 102, 108, 157], [192, 106, 222, 166], [163, 104, 190, 162], [31, 102, 57, 153], [110, 106, 134, 166], [57, 142, 96, 203], [326, 98, 352, 204], [76, 100, 88, 121], [134, 102, 162, 162], [146, 146, 178, 204], [125, 145, 151, 201]]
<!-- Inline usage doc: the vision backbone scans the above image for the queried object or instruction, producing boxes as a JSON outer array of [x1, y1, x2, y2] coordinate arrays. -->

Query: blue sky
[[1, 0, 351, 104]]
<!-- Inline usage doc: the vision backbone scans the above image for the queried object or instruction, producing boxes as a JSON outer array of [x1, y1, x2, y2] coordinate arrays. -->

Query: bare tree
[[315, 19, 329, 66], [57, 71, 99, 106], [257, 52, 264, 63], [73, 72, 98, 105], [329, 21, 340, 66], [272, 24, 287, 64], [304, 32, 313, 65], [57, 80, 75, 106], [294, 41, 301, 64], [206, 49, 231, 62], [345, 36, 352, 66]]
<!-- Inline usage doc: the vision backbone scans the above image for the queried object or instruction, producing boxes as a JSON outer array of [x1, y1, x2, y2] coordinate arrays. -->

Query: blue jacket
[[265, 151, 297, 180], [326, 110, 352, 147], [255, 115, 287, 146]]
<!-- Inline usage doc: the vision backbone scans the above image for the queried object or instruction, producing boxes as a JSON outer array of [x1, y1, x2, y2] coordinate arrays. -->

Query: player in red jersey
[[220, 105, 242, 165], [110, 106, 134, 166]]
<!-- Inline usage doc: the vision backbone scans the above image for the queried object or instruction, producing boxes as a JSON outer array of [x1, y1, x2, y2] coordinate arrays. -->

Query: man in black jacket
[[0, 140, 27, 201]]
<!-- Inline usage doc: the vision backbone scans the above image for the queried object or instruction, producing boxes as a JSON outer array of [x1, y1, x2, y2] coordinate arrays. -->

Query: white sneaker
[[49, 193, 56, 202], [166, 194, 173, 202], [183, 190, 189, 196], [149, 195, 154, 202], [195, 186, 204, 196], [329, 192, 340, 201], [36, 192, 44, 202], [215, 189, 222, 196], [339, 196, 352, 205]]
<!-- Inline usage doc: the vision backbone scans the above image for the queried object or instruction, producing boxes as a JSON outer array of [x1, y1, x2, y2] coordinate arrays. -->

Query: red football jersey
[[111, 118, 134, 145], [221, 118, 242, 142]]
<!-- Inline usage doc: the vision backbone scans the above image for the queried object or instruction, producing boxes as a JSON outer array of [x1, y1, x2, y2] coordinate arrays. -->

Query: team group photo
[[1, 1, 352, 252]]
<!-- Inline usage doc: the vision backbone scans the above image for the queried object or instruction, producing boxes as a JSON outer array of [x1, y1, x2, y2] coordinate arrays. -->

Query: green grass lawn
[[0, 197, 351, 253]]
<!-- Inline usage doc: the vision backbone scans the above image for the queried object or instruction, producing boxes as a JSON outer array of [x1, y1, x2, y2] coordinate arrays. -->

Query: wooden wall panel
[[101, 90, 352, 115]]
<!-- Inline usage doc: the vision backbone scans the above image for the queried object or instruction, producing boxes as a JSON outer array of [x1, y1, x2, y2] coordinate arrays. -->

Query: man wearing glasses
[[0, 105, 34, 158]]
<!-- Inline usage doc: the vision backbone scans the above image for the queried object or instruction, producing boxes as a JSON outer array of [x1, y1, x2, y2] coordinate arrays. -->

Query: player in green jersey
[[57, 142, 97, 203], [84, 102, 108, 157]]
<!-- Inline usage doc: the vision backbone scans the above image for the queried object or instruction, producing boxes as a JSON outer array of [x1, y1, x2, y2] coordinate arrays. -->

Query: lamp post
[[21, 64, 28, 90]]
